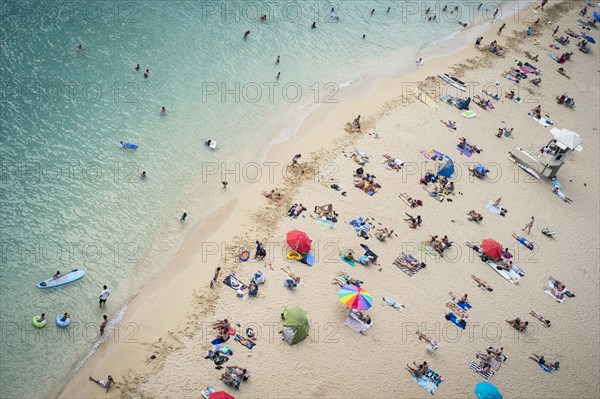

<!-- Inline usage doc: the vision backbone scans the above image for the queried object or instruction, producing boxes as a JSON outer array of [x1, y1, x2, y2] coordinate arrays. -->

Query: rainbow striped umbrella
[[338, 285, 373, 310]]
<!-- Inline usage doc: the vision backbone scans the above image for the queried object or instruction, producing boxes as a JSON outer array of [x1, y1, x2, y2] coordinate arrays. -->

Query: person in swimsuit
[[89, 375, 115, 392], [530, 353, 559, 370], [512, 233, 534, 250], [530, 311, 551, 327], [472, 275, 493, 291], [281, 266, 301, 284], [53, 271, 62, 279], [467, 210, 483, 221], [416, 331, 437, 346], [210, 267, 221, 288]]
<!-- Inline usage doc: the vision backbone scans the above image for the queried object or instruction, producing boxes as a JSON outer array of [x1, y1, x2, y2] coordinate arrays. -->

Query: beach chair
[[201, 386, 217, 398]]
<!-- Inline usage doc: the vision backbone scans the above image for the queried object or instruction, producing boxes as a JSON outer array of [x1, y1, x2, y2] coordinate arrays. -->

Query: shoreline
[[59, 1, 600, 398]]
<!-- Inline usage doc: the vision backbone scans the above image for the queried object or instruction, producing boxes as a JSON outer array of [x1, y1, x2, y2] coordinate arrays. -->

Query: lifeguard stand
[[509, 128, 583, 179]]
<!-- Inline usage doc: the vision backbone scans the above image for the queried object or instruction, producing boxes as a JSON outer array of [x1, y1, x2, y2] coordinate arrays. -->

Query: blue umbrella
[[475, 382, 502, 399], [582, 35, 596, 44], [593, 11, 600, 22], [437, 155, 455, 178]]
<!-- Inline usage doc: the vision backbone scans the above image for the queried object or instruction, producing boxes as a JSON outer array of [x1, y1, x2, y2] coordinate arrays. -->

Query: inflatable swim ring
[[55, 315, 71, 328], [239, 251, 250, 262], [32, 316, 47, 328], [287, 250, 302, 260]]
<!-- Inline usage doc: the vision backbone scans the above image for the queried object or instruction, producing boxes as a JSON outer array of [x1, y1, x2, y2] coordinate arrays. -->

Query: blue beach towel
[[412, 369, 444, 395], [446, 313, 466, 329], [457, 301, 472, 310], [457, 146, 473, 157], [340, 255, 356, 267], [538, 362, 557, 373]]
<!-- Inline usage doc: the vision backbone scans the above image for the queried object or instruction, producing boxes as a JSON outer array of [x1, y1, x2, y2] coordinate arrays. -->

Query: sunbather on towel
[[341, 250, 357, 263], [530, 311, 551, 327], [351, 309, 372, 326], [281, 266, 301, 285], [395, 253, 424, 270], [406, 362, 428, 378], [549, 276, 566, 291], [552, 186, 573, 203], [512, 233, 534, 250], [476, 352, 493, 373], [529, 353, 559, 370], [446, 302, 468, 318], [337, 271, 363, 286], [545, 285, 566, 300]]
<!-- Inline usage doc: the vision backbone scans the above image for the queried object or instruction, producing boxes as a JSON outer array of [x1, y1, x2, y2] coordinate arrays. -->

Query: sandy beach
[[60, 2, 599, 398]]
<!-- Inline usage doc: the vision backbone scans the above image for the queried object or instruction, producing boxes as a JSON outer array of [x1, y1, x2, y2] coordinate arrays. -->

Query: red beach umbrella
[[286, 230, 312, 253], [209, 392, 235, 399], [481, 238, 502, 259]]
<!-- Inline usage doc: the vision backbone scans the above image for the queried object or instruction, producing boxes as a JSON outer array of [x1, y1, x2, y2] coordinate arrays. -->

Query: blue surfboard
[[121, 142, 138, 150]]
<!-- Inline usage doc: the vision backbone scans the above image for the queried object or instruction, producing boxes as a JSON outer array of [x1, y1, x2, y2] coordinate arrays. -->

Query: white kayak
[[36, 269, 85, 289]]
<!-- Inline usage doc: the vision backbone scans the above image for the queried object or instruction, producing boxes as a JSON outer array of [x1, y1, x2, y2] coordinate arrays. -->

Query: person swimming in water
[[160, 106, 167, 116], [275, 55, 280, 65], [134, 64, 140, 71], [144, 69, 149, 78], [311, 22, 316, 29], [276, 72, 280, 80]]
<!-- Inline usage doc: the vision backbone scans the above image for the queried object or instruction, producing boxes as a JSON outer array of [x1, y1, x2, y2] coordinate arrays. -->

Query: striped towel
[[489, 358, 502, 371], [469, 360, 494, 380]]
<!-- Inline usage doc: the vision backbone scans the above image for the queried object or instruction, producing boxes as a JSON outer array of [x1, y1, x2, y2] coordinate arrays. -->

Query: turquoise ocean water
[[0, 1, 498, 397]]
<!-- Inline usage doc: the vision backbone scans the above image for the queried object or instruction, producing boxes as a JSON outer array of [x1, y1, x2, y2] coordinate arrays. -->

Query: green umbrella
[[282, 306, 309, 345]]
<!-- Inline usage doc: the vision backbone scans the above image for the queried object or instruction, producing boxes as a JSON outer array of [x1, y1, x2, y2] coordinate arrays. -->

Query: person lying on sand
[[352, 310, 372, 325], [352, 115, 361, 130], [486, 346, 504, 358], [441, 120, 457, 130], [262, 189, 282, 200], [506, 318, 528, 331], [505, 90, 515, 100], [416, 331, 437, 346], [450, 292, 468, 303], [552, 186, 573, 203], [406, 362, 428, 378], [529, 311, 551, 327], [557, 67, 570, 79], [530, 353, 559, 370], [531, 77, 541, 86], [404, 213, 422, 228], [340, 250, 357, 263], [281, 266, 301, 284], [374, 227, 394, 240], [467, 210, 483, 221], [545, 285, 566, 300], [472, 275, 493, 291]]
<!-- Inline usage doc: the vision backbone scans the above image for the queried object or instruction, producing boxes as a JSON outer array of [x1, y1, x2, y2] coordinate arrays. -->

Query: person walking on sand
[[541, 0, 548, 10], [180, 212, 188, 222], [210, 267, 221, 288], [100, 315, 108, 336], [475, 36, 483, 48], [553, 26, 559, 36], [222, 181, 228, 190], [497, 23, 506, 35], [292, 154, 301, 165], [244, 30, 250, 39], [89, 375, 115, 393], [99, 285, 110, 306], [522, 216, 534, 234]]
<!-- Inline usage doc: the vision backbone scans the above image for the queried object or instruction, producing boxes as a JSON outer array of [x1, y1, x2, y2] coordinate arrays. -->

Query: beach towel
[[440, 94, 459, 107], [223, 275, 247, 291], [457, 301, 472, 310], [469, 360, 495, 380], [383, 296, 404, 311], [485, 260, 521, 284], [419, 245, 436, 259], [489, 357, 502, 371], [341, 254, 356, 267], [345, 311, 372, 333], [211, 335, 230, 345], [446, 313, 466, 329], [528, 112, 553, 127], [412, 369, 444, 395], [462, 110, 477, 118], [537, 362, 557, 373], [420, 149, 444, 160], [394, 257, 424, 276], [314, 216, 336, 229], [457, 146, 474, 157], [486, 201, 506, 216], [214, 345, 233, 355], [234, 334, 255, 349]]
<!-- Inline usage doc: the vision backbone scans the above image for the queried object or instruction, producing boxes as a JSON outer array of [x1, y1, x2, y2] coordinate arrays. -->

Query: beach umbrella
[[593, 11, 600, 22], [481, 238, 503, 259], [582, 35, 596, 44], [437, 155, 455, 178], [282, 306, 309, 345], [338, 284, 373, 310], [209, 392, 235, 399], [286, 230, 312, 253], [474, 382, 502, 399]]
